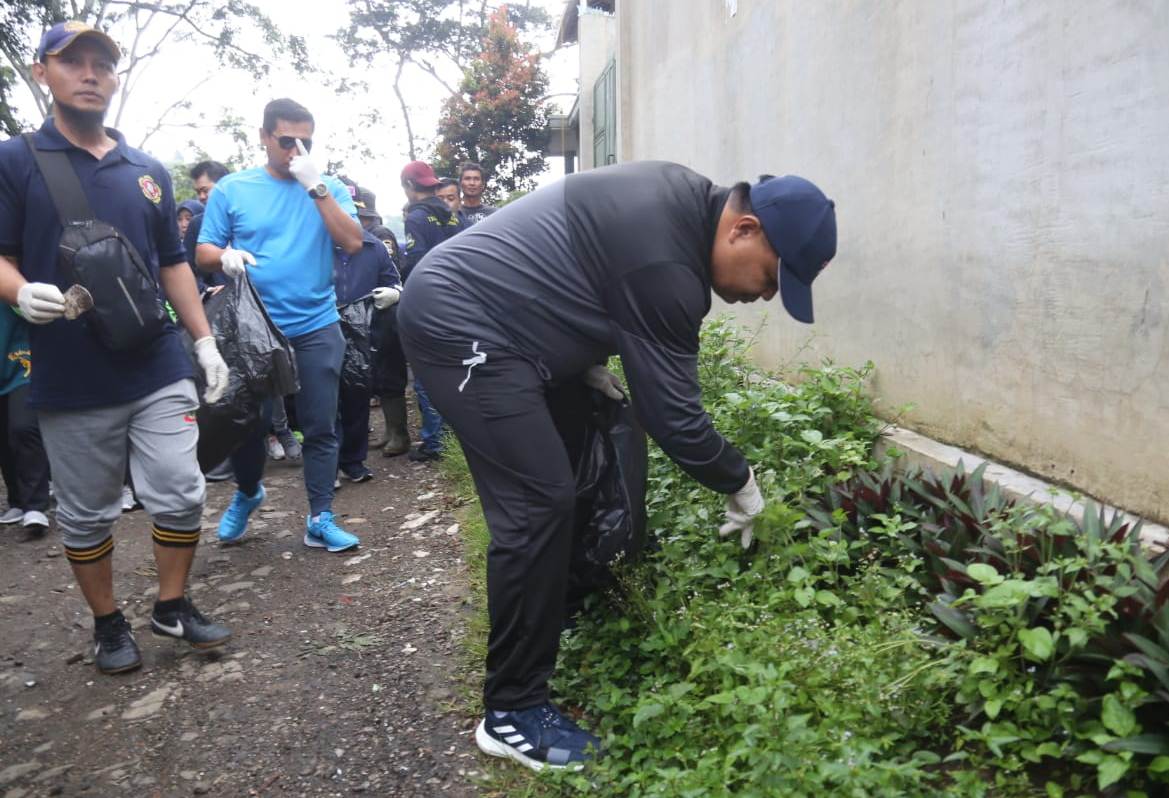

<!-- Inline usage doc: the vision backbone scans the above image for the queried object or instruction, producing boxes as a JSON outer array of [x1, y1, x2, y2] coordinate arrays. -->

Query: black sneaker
[[342, 465, 373, 483], [151, 597, 232, 649], [407, 446, 441, 463], [94, 615, 142, 675], [475, 702, 602, 771]]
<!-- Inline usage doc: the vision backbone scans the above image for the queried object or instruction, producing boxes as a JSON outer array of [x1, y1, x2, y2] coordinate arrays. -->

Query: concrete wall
[[615, 0, 1169, 523], [577, 9, 618, 171]]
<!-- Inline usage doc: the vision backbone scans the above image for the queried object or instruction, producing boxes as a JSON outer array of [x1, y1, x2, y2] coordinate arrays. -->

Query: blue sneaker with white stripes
[[217, 485, 265, 543], [475, 703, 601, 771], [304, 511, 359, 553]]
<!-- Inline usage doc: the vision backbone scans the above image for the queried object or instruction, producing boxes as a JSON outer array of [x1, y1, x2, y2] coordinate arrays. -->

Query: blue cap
[[749, 175, 836, 323], [178, 199, 204, 216], [36, 21, 120, 64]]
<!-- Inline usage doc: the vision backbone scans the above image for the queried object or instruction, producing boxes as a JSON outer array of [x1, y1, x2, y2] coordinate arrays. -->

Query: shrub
[[455, 318, 1166, 797], [807, 463, 1169, 794]]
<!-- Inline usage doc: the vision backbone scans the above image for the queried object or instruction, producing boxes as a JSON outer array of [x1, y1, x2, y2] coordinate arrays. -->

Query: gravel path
[[0, 438, 485, 797]]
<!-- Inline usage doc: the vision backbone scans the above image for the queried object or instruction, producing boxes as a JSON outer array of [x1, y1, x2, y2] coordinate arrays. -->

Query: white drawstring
[[459, 341, 486, 393]]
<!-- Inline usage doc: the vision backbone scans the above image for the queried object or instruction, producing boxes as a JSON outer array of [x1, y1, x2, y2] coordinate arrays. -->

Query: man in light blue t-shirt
[[197, 98, 365, 553]]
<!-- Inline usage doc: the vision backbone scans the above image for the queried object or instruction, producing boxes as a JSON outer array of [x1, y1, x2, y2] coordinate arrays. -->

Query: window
[[592, 58, 617, 168]]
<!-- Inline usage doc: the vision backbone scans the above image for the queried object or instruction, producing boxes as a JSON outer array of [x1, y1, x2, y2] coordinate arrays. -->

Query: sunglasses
[[275, 136, 312, 152]]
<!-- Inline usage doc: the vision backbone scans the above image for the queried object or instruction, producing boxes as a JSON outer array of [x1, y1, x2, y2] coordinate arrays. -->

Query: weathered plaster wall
[[616, 0, 1169, 521]]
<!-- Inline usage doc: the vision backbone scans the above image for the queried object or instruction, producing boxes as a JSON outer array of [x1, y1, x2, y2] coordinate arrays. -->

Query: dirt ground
[[0, 415, 488, 798]]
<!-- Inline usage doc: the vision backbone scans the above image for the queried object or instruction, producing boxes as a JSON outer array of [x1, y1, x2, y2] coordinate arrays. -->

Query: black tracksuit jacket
[[400, 160, 750, 494]]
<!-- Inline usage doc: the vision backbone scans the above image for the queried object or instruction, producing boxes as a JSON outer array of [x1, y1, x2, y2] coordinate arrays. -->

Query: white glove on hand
[[16, 282, 65, 324], [193, 336, 230, 404], [371, 286, 401, 310], [220, 248, 256, 278], [583, 365, 625, 401], [289, 139, 323, 191], [719, 468, 765, 549]]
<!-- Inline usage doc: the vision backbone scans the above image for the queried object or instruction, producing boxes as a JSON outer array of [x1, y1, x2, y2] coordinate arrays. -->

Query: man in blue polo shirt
[[0, 22, 232, 675], [197, 97, 365, 553]]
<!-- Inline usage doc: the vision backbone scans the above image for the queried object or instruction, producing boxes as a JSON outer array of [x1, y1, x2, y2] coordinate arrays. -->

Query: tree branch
[[136, 73, 210, 148], [408, 55, 461, 100], [0, 39, 51, 119], [102, 0, 279, 68], [114, 4, 155, 127], [391, 58, 416, 161]]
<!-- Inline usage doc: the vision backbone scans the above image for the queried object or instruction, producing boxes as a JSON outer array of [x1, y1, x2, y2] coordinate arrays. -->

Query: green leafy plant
[[447, 318, 1167, 797], [807, 464, 1169, 794]]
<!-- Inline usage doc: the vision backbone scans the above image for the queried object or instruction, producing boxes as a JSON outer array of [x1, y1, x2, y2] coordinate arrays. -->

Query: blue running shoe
[[475, 703, 601, 771], [216, 485, 265, 544], [304, 511, 359, 553]]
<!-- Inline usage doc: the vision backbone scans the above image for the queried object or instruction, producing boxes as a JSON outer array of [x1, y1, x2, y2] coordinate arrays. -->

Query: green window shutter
[[593, 59, 617, 167]]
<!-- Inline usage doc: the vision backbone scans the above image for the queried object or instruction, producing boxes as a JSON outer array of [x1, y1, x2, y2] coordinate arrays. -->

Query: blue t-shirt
[[198, 168, 358, 338], [0, 118, 192, 410]]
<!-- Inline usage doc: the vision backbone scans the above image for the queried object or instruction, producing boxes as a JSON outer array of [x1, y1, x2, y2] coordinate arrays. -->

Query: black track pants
[[0, 384, 50, 512], [402, 332, 585, 710], [371, 307, 408, 398]]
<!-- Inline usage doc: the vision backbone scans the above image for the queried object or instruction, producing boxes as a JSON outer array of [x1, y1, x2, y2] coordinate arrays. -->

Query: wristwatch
[[308, 183, 329, 200]]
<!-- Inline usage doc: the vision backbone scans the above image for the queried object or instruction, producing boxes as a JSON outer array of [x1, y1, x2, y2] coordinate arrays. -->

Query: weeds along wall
[[614, 1, 1169, 524]]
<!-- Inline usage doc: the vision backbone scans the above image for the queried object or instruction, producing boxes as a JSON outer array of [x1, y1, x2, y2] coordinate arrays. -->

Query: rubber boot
[[371, 395, 392, 449], [382, 396, 411, 457]]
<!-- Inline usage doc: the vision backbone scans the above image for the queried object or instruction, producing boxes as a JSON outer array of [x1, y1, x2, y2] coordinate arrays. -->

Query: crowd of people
[[0, 21, 837, 773]]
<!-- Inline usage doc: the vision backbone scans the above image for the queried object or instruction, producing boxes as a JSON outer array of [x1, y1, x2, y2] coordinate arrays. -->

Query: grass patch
[[439, 318, 1168, 796]]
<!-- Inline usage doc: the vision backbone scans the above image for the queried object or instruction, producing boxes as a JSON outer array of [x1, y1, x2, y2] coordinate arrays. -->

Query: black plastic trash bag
[[186, 272, 299, 470], [338, 297, 374, 393], [567, 393, 649, 606]]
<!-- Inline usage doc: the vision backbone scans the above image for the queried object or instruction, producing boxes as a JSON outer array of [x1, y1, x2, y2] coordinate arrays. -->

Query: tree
[[167, 160, 194, 202], [0, 0, 50, 137], [0, 0, 310, 143], [337, 0, 551, 161], [432, 6, 549, 198]]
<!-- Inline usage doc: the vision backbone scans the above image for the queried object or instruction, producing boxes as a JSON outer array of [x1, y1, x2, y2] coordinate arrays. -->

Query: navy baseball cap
[[749, 175, 836, 323], [37, 21, 120, 64], [354, 187, 380, 219]]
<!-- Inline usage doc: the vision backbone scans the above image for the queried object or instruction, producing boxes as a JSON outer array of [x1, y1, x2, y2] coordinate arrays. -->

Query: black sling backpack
[[23, 133, 168, 352]]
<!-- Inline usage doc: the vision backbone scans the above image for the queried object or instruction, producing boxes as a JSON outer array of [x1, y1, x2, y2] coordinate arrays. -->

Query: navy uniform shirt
[[401, 196, 463, 281], [183, 212, 228, 292], [0, 117, 192, 410], [334, 230, 402, 306]]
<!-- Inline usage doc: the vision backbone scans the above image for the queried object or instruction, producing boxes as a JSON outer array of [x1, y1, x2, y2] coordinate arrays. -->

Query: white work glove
[[371, 286, 401, 310], [16, 282, 65, 324], [583, 365, 625, 401], [719, 468, 765, 549], [220, 247, 256, 279], [289, 139, 323, 191], [193, 336, 230, 404]]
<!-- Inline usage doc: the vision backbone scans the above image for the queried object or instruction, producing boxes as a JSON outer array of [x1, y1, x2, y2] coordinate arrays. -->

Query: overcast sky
[[8, 0, 578, 220]]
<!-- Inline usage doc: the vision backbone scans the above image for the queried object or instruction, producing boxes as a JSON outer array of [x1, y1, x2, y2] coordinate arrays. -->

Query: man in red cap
[[399, 160, 464, 462]]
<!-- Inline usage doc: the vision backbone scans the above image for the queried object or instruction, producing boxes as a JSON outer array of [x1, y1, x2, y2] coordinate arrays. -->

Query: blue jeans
[[232, 323, 344, 516], [414, 377, 444, 454]]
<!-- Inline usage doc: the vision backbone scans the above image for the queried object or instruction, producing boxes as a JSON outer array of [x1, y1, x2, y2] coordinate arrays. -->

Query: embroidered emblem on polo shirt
[[8, 349, 31, 378], [139, 175, 162, 205]]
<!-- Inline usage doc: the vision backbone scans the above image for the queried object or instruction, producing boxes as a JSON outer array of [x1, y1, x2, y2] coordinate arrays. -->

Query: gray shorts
[[38, 379, 205, 550]]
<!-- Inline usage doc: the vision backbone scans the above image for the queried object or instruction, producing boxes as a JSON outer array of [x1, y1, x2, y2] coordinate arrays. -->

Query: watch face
[[312, 183, 328, 198]]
